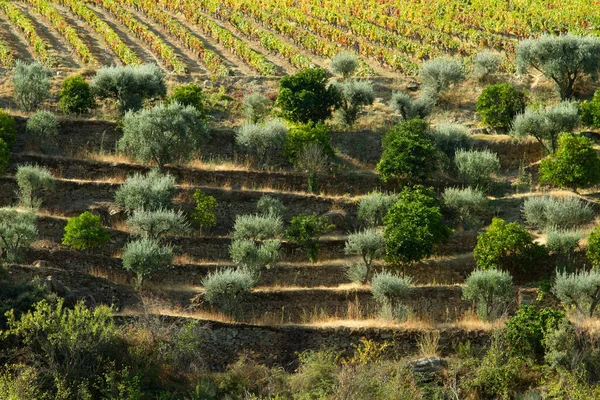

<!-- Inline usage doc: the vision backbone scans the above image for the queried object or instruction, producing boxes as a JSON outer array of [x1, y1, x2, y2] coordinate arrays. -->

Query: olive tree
[[419, 57, 465, 96], [126, 209, 190, 241], [371, 271, 413, 321], [202, 268, 255, 319], [333, 80, 375, 126], [114, 170, 176, 213], [236, 119, 288, 167], [344, 228, 385, 284], [0, 208, 37, 263], [330, 51, 359, 79], [12, 61, 51, 112], [356, 191, 397, 228], [516, 33, 600, 99], [121, 238, 173, 289], [462, 269, 515, 321], [229, 239, 281, 277], [553, 269, 600, 317], [390, 90, 436, 121], [15, 165, 55, 209]]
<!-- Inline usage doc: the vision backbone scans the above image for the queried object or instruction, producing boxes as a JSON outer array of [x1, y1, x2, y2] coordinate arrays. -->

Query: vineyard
[[0, 0, 597, 74]]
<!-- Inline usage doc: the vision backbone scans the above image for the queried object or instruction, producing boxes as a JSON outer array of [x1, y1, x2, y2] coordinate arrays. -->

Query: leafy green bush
[[284, 122, 334, 165], [370, 271, 412, 321], [429, 123, 473, 159], [202, 268, 255, 318], [243, 93, 272, 123], [285, 213, 333, 262], [58, 75, 95, 115], [92, 64, 166, 113], [114, 170, 176, 213], [473, 218, 546, 276], [276, 67, 341, 123], [333, 80, 375, 126], [376, 118, 438, 183], [539, 133, 600, 191], [357, 191, 397, 228], [580, 89, 600, 128], [12, 60, 51, 111], [62, 211, 110, 251], [344, 228, 385, 284], [462, 269, 514, 321], [229, 239, 280, 276], [232, 214, 283, 241], [454, 149, 500, 189], [553, 269, 600, 317], [236, 119, 288, 167], [126, 209, 190, 241], [383, 186, 451, 273], [256, 195, 286, 218], [0, 139, 10, 174], [121, 238, 172, 288], [15, 165, 54, 209], [522, 195, 593, 230], [587, 224, 600, 268], [442, 187, 488, 230], [290, 349, 339, 398], [476, 83, 527, 130], [167, 83, 205, 117], [330, 51, 359, 78], [419, 57, 465, 95], [26, 110, 58, 152], [119, 102, 208, 169], [0, 108, 17, 148], [389, 90, 436, 121], [0, 208, 37, 263], [190, 189, 217, 233], [472, 50, 502, 81]]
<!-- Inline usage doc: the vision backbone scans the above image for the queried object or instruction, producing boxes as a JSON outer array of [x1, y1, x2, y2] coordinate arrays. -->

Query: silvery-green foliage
[[229, 238, 280, 275], [244, 93, 272, 123], [371, 271, 412, 321], [236, 119, 288, 166], [454, 149, 500, 188], [0, 207, 37, 263], [473, 50, 502, 81], [546, 229, 581, 254], [357, 191, 397, 228], [462, 269, 514, 321], [12, 61, 51, 111], [15, 165, 54, 209], [430, 123, 473, 158], [442, 187, 488, 229], [115, 169, 176, 213], [26, 111, 58, 152], [202, 267, 255, 318], [346, 261, 368, 284], [126, 208, 190, 241], [232, 214, 283, 241], [344, 228, 385, 283], [334, 80, 375, 126], [522, 195, 593, 230], [553, 269, 600, 317], [390, 90, 436, 120], [331, 51, 359, 78], [121, 237, 173, 289], [256, 195, 286, 218], [419, 57, 465, 95]]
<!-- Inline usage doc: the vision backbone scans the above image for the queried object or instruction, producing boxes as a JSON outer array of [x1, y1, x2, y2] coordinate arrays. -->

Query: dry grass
[[76, 150, 134, 165], [418, 330, 441, 357], [119, 303, 237, 324], [88, 266, 130, 285]]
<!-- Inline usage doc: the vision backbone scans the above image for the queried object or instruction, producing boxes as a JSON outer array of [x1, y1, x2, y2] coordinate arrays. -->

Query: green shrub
[[511, 101, 579, 153], [243, 93, 272, 123], [284, 122, 334, 165], [119, 102, 208, 169], [126, 209, 190, 241], [15, 165, 54, 209], [357, 191, 397, 228], [454, 149, 500, 189], [167, 83, 205, 117], [419, 57, 465, 95], [12, 60, 51, 111], [462, 269, 514, 321], [0, 139, 10, 174], [256, 195, 286, 218], [294, 142, 330, 193], [121, 238, 172, 288], [276, 67, 341, 123], [232, 214, 283, 241], [236, 119, 288, 167], [580, 89, 600, 128], [114, 170, 176, 213], [442, 187, 488, 230], [383, 186, 451, 273], [553, 269, 600, 318], [430, 123, 473, 159], [476, 82, 527, 130], [370, 271, 412, 321], [0, 109, 17, 148], [190, 189, 217, 233], [26, 110, 58, 152], [522, 195, 593, 230], [333, 80, 375, 126], [229, 239, 280, 276], [285, 213, 333, 262], [376, 118, 438, 183], [587, 224, 600, 268], [92, 64, 166, 113], [62, 211, 110, 251], [390, 90, 436, 121], [330, 51, 359, 78], [472, 50, 502, 81], [202, 268, 255, 318], [0, 208, 37, 263], [58, 75, 95, 115], [473, 218, 545, 275], [539, 133, 600, 191], [546, 229, 581, 269], [344, 228, 385, 284], [290, 349, 339, 398]]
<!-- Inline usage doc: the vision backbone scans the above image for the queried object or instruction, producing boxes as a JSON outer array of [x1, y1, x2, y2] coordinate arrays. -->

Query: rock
[[469, 128, 489, 135], [32, 260, 50, 268], [321, 210, 347, 229], [408, 357, 448, 378], [581, 131, 600, 143], [406, 81, 420, 91], [41, 276, 72, 297]]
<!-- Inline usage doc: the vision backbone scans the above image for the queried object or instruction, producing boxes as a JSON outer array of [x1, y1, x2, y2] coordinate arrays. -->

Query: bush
[[285, 213, 333, 262], [522, 195, 593, 230], [295, 142, 330, 193], [0, 108, 17, 148], [587, 225, 600, 268], [121, 238, 172, 288], [330, 51, 359, 78], [383, 186, 451, 272], [290, 350, 339, 398], [202, 268, 255, 318], [419, 57, 465, 95], [276, 67, 341, 123], [126, 209, 190, 241], [472, 50, 502, 81], [357, 191, 397, 228], [58, 75, 95, 115], [370, 271, 412, 321], [190, 189, 217, 233], [92, 64, 166, 113], [454, 149, 500, 189], [442, 187, 488, 230], [333, 80, 375, 126], [473, 218, 545, 276], [229, 239, 280, 276], [0, 208, 37, 263], [232, 214, 283, 241], [62, 211, 110, 251], [462, 269, 514, 321], [119, 102, 208, 169], [12, 60, 51, 111], [476, 83, 527, 130], [539, 133, 600, 191], [115, 170, 176, 213], [516, 33, 600, 99], [26, 110, 58, 152], [554, 269, 600, 318], [546, 229, 581, 269], [244, 93, 271, 123], [166, 83, 205, 117], [430, 123, 473, 159], [236, 119, 288, 167], [344, 229, 385, 284], [256, 195, 286, 218], [284, 122, 334, 165], [580, 89, 600, 128], [390, 90, 436, 121], [511, 101, 579, 153], [15, 165, 54, 209], [376, 118, 438, 183], [0, 139, 10, 174]]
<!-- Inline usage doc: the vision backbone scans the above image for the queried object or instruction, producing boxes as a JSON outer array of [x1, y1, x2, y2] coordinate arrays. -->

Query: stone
[[581, 131, 600, 143], [406, 81, 420, 91], [321, 210, 347, 229], [408, 357, 448, 376], [32, 260, 50, 268]]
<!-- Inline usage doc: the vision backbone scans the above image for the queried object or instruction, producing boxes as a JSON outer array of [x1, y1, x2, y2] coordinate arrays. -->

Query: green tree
[[114, 170, 176, 213], [476, 83, 527, 130], [580, 89, 600, 128], [539, 133, 600, 192], [12, 61, 51, 112], [586, 224, 600, 268], [0, 208, 37, 263], [121, 238, 172, 289], [62, 211, 110, 251], [285, 214, 334, 262], [333, 80, 375, 126], [167, 83, 205, 118], [285, 122, 334, 164], [126, 209, 189, 241], [202, 268, 255, 319], [0, 108, 17, 148], [419, 57, 465, 96], [330, 51, 359, 79], [344, 229, 385, 284], [58, 75, 95, 115], [15, 165, 54, 209], [462, 269, 514, 321], [191, 189, 217, 233]]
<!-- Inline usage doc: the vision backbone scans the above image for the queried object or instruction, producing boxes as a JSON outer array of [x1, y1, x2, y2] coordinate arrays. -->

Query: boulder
[[406, 81, 420, 91], [408, 357, 448, 380]]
